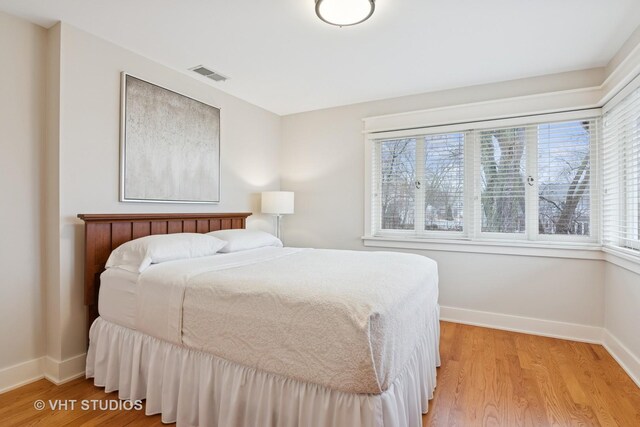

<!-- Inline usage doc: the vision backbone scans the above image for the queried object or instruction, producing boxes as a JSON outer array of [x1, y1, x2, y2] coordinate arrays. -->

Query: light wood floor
[[1, 321, 639, 426], [423, 322, 640, 426]]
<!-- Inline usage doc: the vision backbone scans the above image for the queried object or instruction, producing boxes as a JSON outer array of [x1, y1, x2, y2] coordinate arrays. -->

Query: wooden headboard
[[77, 212, 252, 345]]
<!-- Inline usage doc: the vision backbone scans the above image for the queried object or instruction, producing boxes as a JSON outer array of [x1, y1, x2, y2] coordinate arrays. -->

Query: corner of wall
[[44, 21, 63, 363], [43, 353, 86, 385], [602, 330, 640, 388], [602, 24, 640, 102], [602, 260, 640, 388], [606, 23, 640, 78]]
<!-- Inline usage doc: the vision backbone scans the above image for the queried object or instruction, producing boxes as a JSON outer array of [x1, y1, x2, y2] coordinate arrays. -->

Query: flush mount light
[[315, 0, 375, 27]]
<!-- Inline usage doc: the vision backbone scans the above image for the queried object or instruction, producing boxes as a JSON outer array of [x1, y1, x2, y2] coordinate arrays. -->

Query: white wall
[[604, 263, 640, 370], [47, 23, 282, 369], [0, 11, 46, 389], [281, 72, 608, 329]]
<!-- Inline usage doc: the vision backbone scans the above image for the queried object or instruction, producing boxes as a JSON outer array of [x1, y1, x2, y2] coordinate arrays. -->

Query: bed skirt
[[86, 307, 440, 427]]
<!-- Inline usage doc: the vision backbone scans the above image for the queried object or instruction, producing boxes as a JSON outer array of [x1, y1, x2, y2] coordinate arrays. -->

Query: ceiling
[[1, 0, 639, 115]]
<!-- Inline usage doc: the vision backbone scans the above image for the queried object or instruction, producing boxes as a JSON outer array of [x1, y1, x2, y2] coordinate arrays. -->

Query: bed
[[78, 213, 440, 427]]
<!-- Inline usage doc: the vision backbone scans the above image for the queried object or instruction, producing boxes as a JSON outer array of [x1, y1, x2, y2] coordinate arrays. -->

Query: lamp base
[[275, 214, 282, 241]]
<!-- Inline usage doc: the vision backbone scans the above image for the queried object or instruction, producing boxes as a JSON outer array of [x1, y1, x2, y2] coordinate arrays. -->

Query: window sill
[[602, 246, 640, 275], [362, 235, 604, 260]]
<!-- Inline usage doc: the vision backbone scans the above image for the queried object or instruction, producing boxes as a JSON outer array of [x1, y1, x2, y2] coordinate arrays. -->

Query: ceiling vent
[[190, 65, 228, 82]]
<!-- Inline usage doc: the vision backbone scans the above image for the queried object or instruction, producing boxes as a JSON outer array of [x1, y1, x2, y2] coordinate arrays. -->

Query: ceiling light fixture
[[315, 0, 375, 27]]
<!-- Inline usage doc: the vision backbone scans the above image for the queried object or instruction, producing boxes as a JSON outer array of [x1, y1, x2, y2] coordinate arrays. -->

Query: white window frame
[[368, 127, 471, 241], [471, 126, 533, 242], [472, 119, 599, 244], [534, 120, 600, 244], [364, 109, 602, 249], [602, 76, 640, 256], [418, 132, 467, 239]]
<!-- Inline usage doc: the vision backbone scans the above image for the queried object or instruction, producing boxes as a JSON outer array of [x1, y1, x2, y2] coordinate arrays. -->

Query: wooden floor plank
[[1, 322, 639, 426]]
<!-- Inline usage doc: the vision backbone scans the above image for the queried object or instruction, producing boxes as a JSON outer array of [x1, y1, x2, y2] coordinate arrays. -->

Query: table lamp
[[261, 191, 294, 240]]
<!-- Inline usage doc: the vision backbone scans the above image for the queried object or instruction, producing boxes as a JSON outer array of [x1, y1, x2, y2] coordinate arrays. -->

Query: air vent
[[189, 65, 228, 82]]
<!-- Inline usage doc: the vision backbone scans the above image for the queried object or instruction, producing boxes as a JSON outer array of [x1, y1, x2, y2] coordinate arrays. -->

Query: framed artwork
[[120, 73, 221, 203]]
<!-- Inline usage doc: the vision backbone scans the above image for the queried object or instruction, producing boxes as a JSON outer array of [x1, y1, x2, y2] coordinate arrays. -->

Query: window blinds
[[603, 86, 640, 252], [423, 133, 464, 232], [371, 116, 597, 240], [477, 127, 529, 234], [375, 138, 417, 231], [537, 120, 594, 236], [475, 120, 595, 237], [372, 133, 464, 234]]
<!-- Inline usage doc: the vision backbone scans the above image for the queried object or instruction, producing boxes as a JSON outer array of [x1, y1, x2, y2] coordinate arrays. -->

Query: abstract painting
[[120, 73, 220, 203]]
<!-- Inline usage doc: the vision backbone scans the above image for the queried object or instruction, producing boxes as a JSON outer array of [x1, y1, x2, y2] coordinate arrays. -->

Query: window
[[478, 127, 527, 234], [373, 132, 464, 236], [603, 86, 640, 252], [537, 121, 592, 236], [371, 114, 597, 243], [379, 138, 416, 231], [423, 133, 464, 232]]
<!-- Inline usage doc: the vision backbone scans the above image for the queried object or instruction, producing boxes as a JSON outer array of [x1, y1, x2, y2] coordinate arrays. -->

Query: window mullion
[[526, 126, 539, 241], [414, 137, 426, 236], [472, 130, 482, 240], [465, 131, 475, 239], [373, 141, 382, 235]]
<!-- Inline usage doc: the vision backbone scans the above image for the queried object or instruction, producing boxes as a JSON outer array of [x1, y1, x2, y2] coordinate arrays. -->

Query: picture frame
[[120, 73, 221, 203]]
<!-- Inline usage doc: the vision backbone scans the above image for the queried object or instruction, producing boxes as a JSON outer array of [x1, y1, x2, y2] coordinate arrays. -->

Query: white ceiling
[[2, 0, 639, 115]]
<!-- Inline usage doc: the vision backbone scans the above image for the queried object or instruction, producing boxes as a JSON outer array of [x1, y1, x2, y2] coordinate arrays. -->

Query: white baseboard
[[0, 352, 87, 394], [602, 330, 640, 388], [43, 353, 87, 385], [440, 305, 604, 343], [0, 357, 44, 394]]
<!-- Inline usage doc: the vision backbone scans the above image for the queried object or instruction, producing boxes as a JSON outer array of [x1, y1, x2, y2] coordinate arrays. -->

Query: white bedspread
[[99, 268, 139, 330], [135, 247, 438, 394]]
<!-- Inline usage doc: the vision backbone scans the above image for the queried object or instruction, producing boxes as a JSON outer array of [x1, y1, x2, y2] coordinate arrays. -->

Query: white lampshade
[[261, 191, 294, 215]]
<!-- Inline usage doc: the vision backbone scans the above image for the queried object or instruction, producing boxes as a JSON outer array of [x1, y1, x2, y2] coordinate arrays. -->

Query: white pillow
[[208, 229, 282, 253], [106, 233, 228, 273]]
